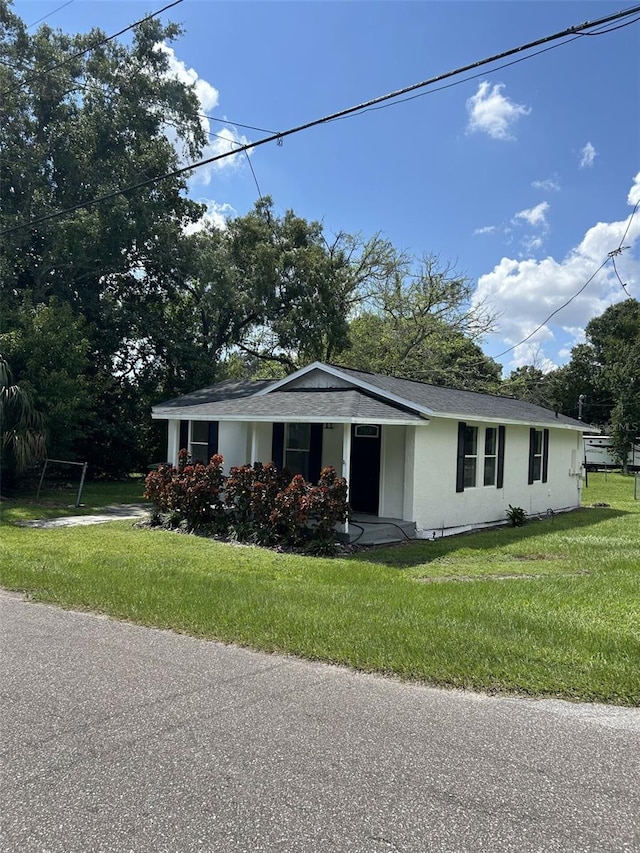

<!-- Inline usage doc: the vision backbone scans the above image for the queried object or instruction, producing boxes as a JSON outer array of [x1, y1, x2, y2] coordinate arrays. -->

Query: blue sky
[[12, 0, 640, 375]]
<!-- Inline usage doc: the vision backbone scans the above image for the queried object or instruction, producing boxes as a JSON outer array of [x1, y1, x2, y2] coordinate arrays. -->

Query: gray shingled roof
[[155, 378, 273, 409], [152, 363, 585, 429], [153, 390, 423, 423], [332, 365, 585, 428]]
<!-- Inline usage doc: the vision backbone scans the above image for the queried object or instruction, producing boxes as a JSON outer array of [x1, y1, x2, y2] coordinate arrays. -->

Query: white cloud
[[154, 43, 251, 185], [474, 225, 496, 236], [474, 174, 640, 368], [466, 81, 530, 141], [629, 171, 640, 205], [155, 43, 220, 113], [514, 201, 550, 228], [184, 200, 236, 234], [521, 235, 544, 255], [531, 178, 560, 192], [510, 339, 557, 372], [579, 141, 597, 169]]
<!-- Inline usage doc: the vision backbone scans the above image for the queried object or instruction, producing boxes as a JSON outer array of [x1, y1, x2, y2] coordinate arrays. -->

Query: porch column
[[342, 422, 351, 534], [167, 419, 180, 466], [250, 423, 259, 465]]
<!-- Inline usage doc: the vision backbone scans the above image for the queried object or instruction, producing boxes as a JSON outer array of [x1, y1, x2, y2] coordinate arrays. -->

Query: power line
[[3, 3, 640, 238], [2, 0, 183, 97], [26, 0, 75, 29], [494, 257, 611, 359], [617, 198, 640, 250], [324, 13, 640, 124], [203, 113, 276, 135], [490, 200, 639, 361]]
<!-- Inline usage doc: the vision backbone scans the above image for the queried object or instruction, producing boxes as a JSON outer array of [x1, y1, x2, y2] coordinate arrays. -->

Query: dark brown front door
[[349, 425, 381, 514]]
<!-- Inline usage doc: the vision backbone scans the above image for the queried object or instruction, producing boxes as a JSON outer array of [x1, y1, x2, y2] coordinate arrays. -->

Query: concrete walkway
[[1, 590, 638, 853], [15, 503, 150, 528]]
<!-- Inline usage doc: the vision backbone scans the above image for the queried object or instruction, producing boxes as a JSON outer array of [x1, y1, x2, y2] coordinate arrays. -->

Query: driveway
[[1, 590, 638, 852]]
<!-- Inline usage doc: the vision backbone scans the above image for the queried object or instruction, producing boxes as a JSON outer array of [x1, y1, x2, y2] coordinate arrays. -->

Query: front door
[[349, 424, 381, 515]]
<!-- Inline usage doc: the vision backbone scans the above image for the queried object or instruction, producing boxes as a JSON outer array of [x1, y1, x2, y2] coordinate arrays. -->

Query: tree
[[144, 199, 405, 393], [585, 299, 640, 472], [0, 300, 91, 460], [336, 255, 500, 390], [0, 355, 46, 489], [1, 2, 206, 475], [543, 299, 640, 471]]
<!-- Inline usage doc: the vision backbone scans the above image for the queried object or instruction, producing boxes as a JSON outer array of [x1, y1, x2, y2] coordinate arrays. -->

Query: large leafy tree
[[0, 1, 205, 475], [0, 355, 46, 490], [1, 300, 91, 460], [146, 199, 405, 390], [513, 299, 640, 470], [335, 255, 501, 390], [584, 299, 640, 471]]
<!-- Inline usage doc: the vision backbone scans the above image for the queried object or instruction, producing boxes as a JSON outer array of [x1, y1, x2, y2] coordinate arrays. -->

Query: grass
[[1, 472, 639, 705], [1, 475, 148, 523]]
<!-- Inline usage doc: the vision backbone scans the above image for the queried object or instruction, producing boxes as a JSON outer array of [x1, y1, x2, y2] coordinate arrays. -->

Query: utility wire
[[27, 0, 75, 29], [203, 113, 276, 134], [326, 13, 640, 124], [490, 199, 639, 362], [424, 198, 639, 377], [3, 3, 640, 237], [616, 198, 640, 250], [494, 257, 611, 359], [2, 0, 183, 97]]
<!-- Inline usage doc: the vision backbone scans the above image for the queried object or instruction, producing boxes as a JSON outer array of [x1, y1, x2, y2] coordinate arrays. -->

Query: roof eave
[[152, 411, 427, 426], [432, 411, 585, 430]]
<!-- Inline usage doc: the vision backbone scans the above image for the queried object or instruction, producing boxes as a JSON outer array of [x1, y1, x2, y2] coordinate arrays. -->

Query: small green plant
[[506, 504, 527, 527]]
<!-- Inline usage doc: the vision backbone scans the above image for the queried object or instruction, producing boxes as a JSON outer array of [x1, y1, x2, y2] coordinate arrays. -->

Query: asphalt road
[[1, 590, 638, 853]]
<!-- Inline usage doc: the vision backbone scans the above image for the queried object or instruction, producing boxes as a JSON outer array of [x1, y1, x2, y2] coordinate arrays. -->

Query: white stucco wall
[[219, 421, 249, 469], [321, 424, 344, 472], [249, 422, 272, 466], [379, 425, 406, 518], [411, 419, 583, 534]]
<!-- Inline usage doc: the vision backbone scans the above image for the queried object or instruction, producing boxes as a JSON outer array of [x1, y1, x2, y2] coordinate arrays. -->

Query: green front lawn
[[1, 476, 148, 523], [1, 472, 638, 704]]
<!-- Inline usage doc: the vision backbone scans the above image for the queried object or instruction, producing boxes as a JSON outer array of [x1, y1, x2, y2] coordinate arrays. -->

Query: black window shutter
[[208, 421, 219, 461], [308, 423, 324, 484], [456, 422, 466, 493], [271, 423, 284, 469], [179, 420, 188, 453], [497, 425, 505, 489], [542, 428, 550, 483], [528, 428, 536, 484]]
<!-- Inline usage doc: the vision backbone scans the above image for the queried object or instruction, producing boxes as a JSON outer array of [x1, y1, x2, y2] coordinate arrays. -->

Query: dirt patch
[[415, 570, 592, 583]]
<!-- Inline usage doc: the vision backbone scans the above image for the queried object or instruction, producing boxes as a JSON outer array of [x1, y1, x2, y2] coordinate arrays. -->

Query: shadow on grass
[[343, 506, 629, 570]]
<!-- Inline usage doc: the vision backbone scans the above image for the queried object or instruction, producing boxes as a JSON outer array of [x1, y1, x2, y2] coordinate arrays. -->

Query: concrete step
[[345, 518, 416, 546]]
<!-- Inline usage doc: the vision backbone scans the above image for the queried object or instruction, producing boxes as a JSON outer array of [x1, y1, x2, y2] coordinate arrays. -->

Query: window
[[355, 424, 379, 438], [463, 425, 478, 488], [528, 428, 549, 484], [458, 422, 505, 492], [285, 423, 311, 479], [484, 427, 497, 486], [190, 421, 209, 463], [531, 430, 543, 481]]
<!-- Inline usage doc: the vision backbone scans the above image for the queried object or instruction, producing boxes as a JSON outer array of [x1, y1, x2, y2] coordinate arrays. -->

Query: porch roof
[[152, 389, 425, 424]]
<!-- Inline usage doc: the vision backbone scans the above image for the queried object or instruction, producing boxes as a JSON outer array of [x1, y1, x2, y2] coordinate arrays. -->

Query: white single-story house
[[151, 361, 586, 540]]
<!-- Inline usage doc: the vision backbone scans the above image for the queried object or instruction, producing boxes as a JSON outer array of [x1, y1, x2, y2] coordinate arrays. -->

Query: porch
[[341, 514, 417, 546]]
